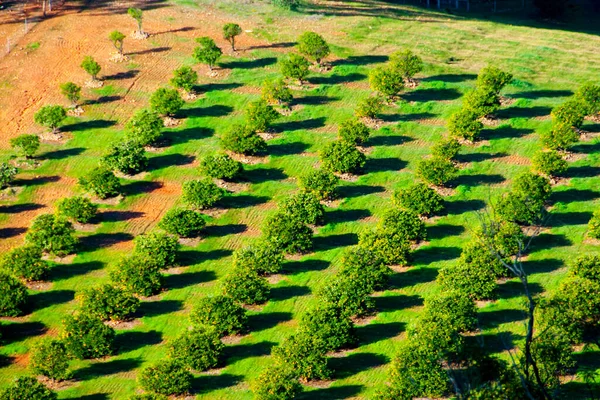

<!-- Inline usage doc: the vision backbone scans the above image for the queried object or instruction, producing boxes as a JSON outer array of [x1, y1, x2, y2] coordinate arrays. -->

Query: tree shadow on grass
[[271, 285, 311, 301], [522, 258, 564, 275], [100, 210, 144, 222], [182, 104, 234, 119], [164, 270, 217, 289], [75, 358, 142, 380], [49, 260, 104, 281], [80, 232, 134, 250], [0, 227, 27, 238], [364, 157, 407, 173], [294, 95, 340, 106], [445, 198, 487, 215], [483, 126, 534, 140], [247, 312, 293, 332], [326, 208, 371, 224], [529, 232, 573, 251], [116, 330, 163, 353], [402, 87, 461, 102], [337, 184, 385, 198], [138, 300, 183, 318], [203, 224, 248, 237], [82, 95, 122, 106], [497, 280, 544, 299], [422, 73, 477, 83], [453, 173, 506, 187], [246, 42, 295, 51], [269, 141, 310, 156], [330, 353, 389, 379], [62, 119, 116, 132], [1, 321, 47, 345], [192, 373, 243, 394], [0, 202, 43, 214], [167, 127, 213, 145], [224, 341, 277, 362], [330, 55, 388, 67], [313, 233, 359, 251], [298, 384, 364, 399], [355, 322, 405, 346], [42, 147, 85, 160], [282, 258, 330, 274], [426, 223, 466, 240], [390, 266, 438, 289], [368, 134, 413, 146], [476, 330, 521, 355], [309, 72, 366, 85], [563, 165, 600, 178], [194, 82, 243, 93], [148, 153, 195, 171], [273, 117, 326, 132], [571, 141, 600, 154], [550, 188, 600, 203], [103, 70, 139, 80], [69, 394, 109, 400], [412, 245, 462, 264], [243, 166, 288, 183], [122, 180, 163, 196], [177, 249, 233, 267], [220, 57, 277, 70], [495, 106, 552, 119], [478, 308, 526, 329], [126, 47, 170, 56], [381, 111, 436, 122], [456, 152, 508, 163], [27, 289, 75, 313], [372, 293, 422, 312], [509, 89, 573, 100], [14, 175, 60, 187], [547, 211, 593, 227], [219, 194, 271, 208]]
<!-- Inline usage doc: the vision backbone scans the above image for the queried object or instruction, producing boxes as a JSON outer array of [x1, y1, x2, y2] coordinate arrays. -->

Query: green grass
[[2, 1, 600, 398]]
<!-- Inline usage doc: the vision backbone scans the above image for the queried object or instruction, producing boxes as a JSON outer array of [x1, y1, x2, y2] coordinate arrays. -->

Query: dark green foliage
[[540, 121, 579, 150], [77, 284, 140, 321], [60, 82, 81, 106], [223, 267, 270, 305], [108, 30, 125, 55], [10, 134, 40, 158], [358, 228, 412, 266], [513, 171, 552, 204], [448, 108, 483, 141], [476, 66, 513, 93], [262, 212, 313, 254], [496, 172, 551, 225], [190, 295, 248, 337], [193, 37, 222, 70], [422, 291, 477, 333], [168, 327, 223, 371], [408, 313, 465, 362], [245, 98, 279, 132], [280, 191, 325, 225], [127, 8, 143, 32], [392, 182, 445, 217], [0, 271, 28, 317], [438, 261, 497, 300], [571, 254, 600, 282], [61, 313, 116, 359], [279, 53, 310, 84], [463, 87, 500, 118], [299, 303, 356, 351], [221, 124, 266, 155], [369, 66, 404, 98], [109, 255, 162, 297], [0, 162, 17, 189], [78, 167, 121, 199], [262, 78, 292, 107], [575, 82, 600, 115], [81, 56, 101, 80], [416, 157, 458, 187], [473, 218, 524, 259], [298, 168, 338, 200], [529, 331, 576, 390], [531, 149, 567, 177], [125, 109, 163, 147], [459, 240, 506, 278], [551, 98, 588, 128], [389, 49, 423, 80], [355, 96, 384, 119], [589, 209, 600, 239], [252, 365, 302, 400], [34, 105, 66, 133], [272, 333, 330, 381], [338, 118, 370, 145], [56, 196, 98, 224], [199, 153, 242, 180], [1, 245, 49, 281], [320, 140, 366, 174], [133, 232, 179, 269], [379, 208, 426, 242], [159, 208, 206, 238], [340, 246, 391, 291], [233, 241, 284, 276], [26, 213, 78, 257], [149, 88, 184, 117], [297, 31, 330, 65], [29, 338, 71, 381], [101, 140, 148, 175], [317, 275, 374, 318], [223, 23, 242, 51], [170, 66, 198, 93], [138, 360, 192, 396], [182, 178, 225, 210], [431, 136, 461, 160], [0, 376, 58, 400], [272, 0, 299, 8]]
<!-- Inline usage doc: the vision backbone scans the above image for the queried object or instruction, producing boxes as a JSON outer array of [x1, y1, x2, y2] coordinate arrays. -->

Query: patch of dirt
[[214, 179, 251, 193], [357, 145, 374, 155], [481, 117, 500, 126], [361, 117, 388, 130], [327, 348, 354, 358], [563, 152, 587, 162], [10, 158, 42, 169], [227, 151, 269, 165], [221, 334, 247, 345], [0, 186, 25, 201], [432, 186, 455, 197], [178, 237, 202, 247], [202, 207, 228, 219], [352, 315, 377, 326], [42, 253, 76, 264], [122, 180, 180, 237], [163, 117, 181, 127], [303, 379, 333, 388], [499, 96, 516, 106], [25, 281, 53, 291], [92, 195, 124, 206], [550, 177, 571, 186], [475, 300, 494, 308], [583, 236, 600, 246], [164, 267, 185, 275], [495, 154, 530, 166], [131, 31, 150, 40], [39, 376, 76, 391], [335, 172, 359, 182], [84, 79, 104, 89], [266, 274, 286, 284], [257, 131, 279, 141], [579, 130, 600, 142], [73, 222, 97, 232], [114, 171, 150, 180], [67, 106, 84, 116], [242, 304, 264, 312], [109, 53, 130, 63], [105, 319, 141, 330]]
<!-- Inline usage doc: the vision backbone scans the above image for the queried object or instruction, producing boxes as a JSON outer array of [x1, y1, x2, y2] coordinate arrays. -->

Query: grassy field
[[1, 0, 600, 398]]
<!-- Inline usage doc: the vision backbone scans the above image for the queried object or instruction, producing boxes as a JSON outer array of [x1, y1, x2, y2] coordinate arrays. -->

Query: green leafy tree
[[223, 23, 242, 51], [190, 295, 248, 337], [182, 178, 225, 209], [0, 272, 28, 317], [379, 208, 426, 242], [170, 66, 198, 94], [193, 37, 222, 70], [297, 31, 330, 66], [34, 105, 66, 134], [150, 88, 184, 117], [422, 291, 478, 333], [61, 313, 116, 359], [280, 191, 325, 225], [159, 208, 206, 238], [355, 96, 384, 119], [540, 121, 579, 150], [245, 98, 279, 132], [359, 228, 412, 266], [101, 140, 148, 175], [448, 108, 483, 142], [77, 284, 140, 321], [1, 245, 49, 281], [26, 213, 78, 257], [570, 254, 600, 282], [389, 49, 424, 81], [476, 65, 513, 93], [10, 134, 40, 158], [416, 157, 458, 187], [551, 98, 587, 128], [272, 0, 300, 9], [29, 338, 71, 381], [320, 140, 366, 174], [199, 153, 242, 180], [56, 196, 98, 224], [531, 149, 567, 178], [109, 255, 162, 297], [60, 82, 82, 107], [0, 162, 18, 189], [124, 109, 163, 147], [298, 168, 338, 200], [437, 261, 497, 300], [262, 212, 313, 254], [272, 333, 330, 381], [251, 365, 302, 400], [78, 167, 121, 199], [392, 182, 445, 217], [81, 56, 101, 81], [232, 241, 284, 276], [317, 274, 373, 318], [463, 87, 500, 118], [338, 118, 370, 145], [262, 78, 293, 108], [138, 360, 192, 396], [0, 376, 58, 400], [496, 172, 551, 225], [168, 327, 223, 371], [369, 66, 404, 98], [299, 303, 356, 351], [127, 8, 144, 34], [220, 124, 266, 155], [340, 246, 391, 291], [528, 331, 576, 391], [108, 30, 126, 56], [589, 209, 600, 239], [279, 53, 310, 84], [222, 266, 271, 305], [133, 232, 179, 269], [575, 82, 600, 115], [431, 136, 461, 160], [459, 240, 506, 279]]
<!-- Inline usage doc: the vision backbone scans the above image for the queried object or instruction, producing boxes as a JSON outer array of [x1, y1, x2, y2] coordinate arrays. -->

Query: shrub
[[222, 266, 271, 305], [0, 272, 28, 317], [1, 245, 49, 281], [170, 66, 198, 93], [448, 108, 483, 141], [108, 30, 125, 55], [193, 37, 222, 70], [133, 232, 179, 269], [355, 96, 384, 119], [389, 49, 424, 80], [199, 153, 242, 180], [232, 241, 284, 276], [245, 98, 279, 132], [61, 313, 116, 359], [280, 191, 325, 225], [109, 255, 163, 297], [221, 124, 266, 155], [369, 66, 404, 98], [422, 291, 477, 333], [551, 98, 588, 128], [190, 295, 248, 337], [60, 82, 82, 107], [261, 78, 293, 107], [379, 208, 426, 242], [416, 157, 458, 187], [127, 7, 144, 33], [513, 171, 551, 203], [10, 134, 40, 158], [588, 209, 600, 239], [34, 105, 66, 133], [0, 162, 17, 189], [182, 178, 225, 209], [298, 168, 338, 200], [272, 0, 299, 8], [81, 56, 101, 81], [279, 53, 310, 84], [78, 167, 121, 199], [338, 118, 370, 145], [26, 213, 78, 257], [138, 360, 192, 396], [168, 327, 223, 371], [340, 246, 391, 291], [496, 193, 545, 226], [575, 83, 600, 115], [540, 121, 579, 150], [124, 109, 163, 147], [56, 196, 98, 224], [223, 23, 242, 51], [252, 365, 302, 400], [463, 87, 499, 117], [77, 284, 140, 321], [359, 228, 412, 266], [320, 140, 366, 174], [299, 303, 356, 351], [437, 261, 497, 300], [392, 182, 445, 217], [150, 88, 184, 117], [159, 208, 206, 237], [297, 31, 330, 66], [431, 136, 461, 160], [262, 212, 313, 254], [529, 331, 576, 390], [102, 140, 148, 175], [531, 149, 567, 177], [570, 255, 600, 283], [459, 240, 506, 279], [272, 333, 330, 381], [29, 338, 71, 381], [317, 275, 373, 318], [0, 376, 58, 400], [476, 65, 513, 93]]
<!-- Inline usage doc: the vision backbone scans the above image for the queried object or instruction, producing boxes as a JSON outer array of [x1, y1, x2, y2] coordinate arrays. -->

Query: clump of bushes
[[0, 271, 29, 316], [338, 118, 370, 145], [232, 241, 284, 276], [168, 327, 223, 371], [416, 157, 458, 187], [320, 140, 366, 174], [279, 191, 325, 225], [77, 284, 140, 321], [138, 360, 192, 396], [26, 213, 78, 257], [1, 245, 49, 282], [199, 153, 242, 181], [262, 212, 313, 254], [298, 168, 338, 200], [79, 167, 121, 199], [221, 124, 266, 155], [61, 313, 116, 359], [159, 208, 206, 238], [392, 182, 445, 217], [190, 295, 248, 337], [56, 196, 98, 224], [133, 232, 179, 269], [182, 178, 226, 209]]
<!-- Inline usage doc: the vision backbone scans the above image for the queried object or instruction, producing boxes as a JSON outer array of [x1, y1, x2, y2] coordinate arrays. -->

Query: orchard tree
[[540, 121, 579, 150], [422, 291, 478, 333], [81, 56, 101, 81], [0, 272, 28, 316], [262, 212, 313, 254], [200, 153, 242, 180], [369, 66, 404, 98], [193, 37, 222, 70], [223, 23, 242, 51], [320, 140, 366, 174], [338, 118, 370, 145], [459, 240, 506, 279], [298, 168, 338, 200], [10, 134, 40, 158], [497, 172, 551, 225], [297, 31, 330, 66], [108, 30, 126, 56], [101, 140, 148, 175], [379, 208, 426, 242], [26, 213, 78, 257], [133, 232, 179, 269], [463, 87, 500, 118], [551, 98, 587, 128], [261, 78, 293, 108], [358, 228, 412, 266], [280, 191, 325, 225], [299, 303, 356, 351], [0, 162, 17, 189], [245, 98, 279, 132], [232, 241, 284, 276], [448, 108, 483, 142], [389, 49, 424, 82], [124, 109, 163, 146], [78, 167, 121, 199], [127, 8, 145, 36], [220, 124, 266, 155], [431, 136, 461, 161], [159, 208, 206, 238], [272, 333, 330, 381], [438, 261, 497, 300], [61, 313, 116, 359], [168, 327, 224, 371], [575, 82, 600, 116], [1, 245, 49, 282], [588, 209, 600, 239], [182, 178, 225, 210], [170, 66, 198, 95], [190, 295, 248, 337], [340, 246, 390, 291], [531, 149, 567, 178], [150, 88, 184, 117], [77, 284, 140, 321], [222, 266, 271, 305], [317, 275, 373, 318], [392, 182, 445, 217], [279, 53, 310, 84], [29, 338, 71, 381], [251, 365, 302, 400], [56, 196, 98, 224], [416, 157, 458, 187], [476, 65, 513, 94], [138, 360, 192, 396], [355, 96, 384, 119], [0, 376, 58, 400], [110, 254, 162, 297], [60, 82, 82, 107], [34, 105, 66, 134]]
